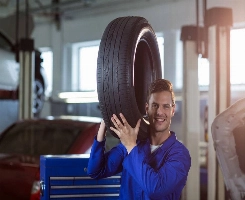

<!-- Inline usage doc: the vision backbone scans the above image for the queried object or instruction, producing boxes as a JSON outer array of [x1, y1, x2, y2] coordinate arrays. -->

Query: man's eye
[[152, 104, 158, 108], [163, 104, 171, 109]]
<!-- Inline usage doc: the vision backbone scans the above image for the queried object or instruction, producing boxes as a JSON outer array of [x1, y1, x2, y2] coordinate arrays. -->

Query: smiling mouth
[[155, 118, 166, 122]]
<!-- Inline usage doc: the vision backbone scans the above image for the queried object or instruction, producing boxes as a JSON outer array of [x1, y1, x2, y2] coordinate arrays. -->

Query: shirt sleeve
[[87, 136, 128, 179], [122, 144, 191, 199]]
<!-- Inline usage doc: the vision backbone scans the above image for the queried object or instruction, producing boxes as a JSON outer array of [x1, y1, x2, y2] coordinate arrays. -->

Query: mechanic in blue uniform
[[87, 79, 191, 200]]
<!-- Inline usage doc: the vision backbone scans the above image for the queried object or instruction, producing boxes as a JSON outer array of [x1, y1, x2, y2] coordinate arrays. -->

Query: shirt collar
[[146, 131, 177, 151]]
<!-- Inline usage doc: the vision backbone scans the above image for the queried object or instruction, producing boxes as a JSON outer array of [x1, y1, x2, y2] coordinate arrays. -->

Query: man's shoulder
[[170, 131, 189, 149], [174, 139, 190, 151]]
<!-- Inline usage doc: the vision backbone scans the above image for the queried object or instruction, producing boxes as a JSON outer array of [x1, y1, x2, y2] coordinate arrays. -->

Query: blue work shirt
[[87, 131, 191, 200]]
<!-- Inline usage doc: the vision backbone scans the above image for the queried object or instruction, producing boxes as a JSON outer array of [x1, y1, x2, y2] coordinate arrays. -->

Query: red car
[[0, 116, 101, 200]]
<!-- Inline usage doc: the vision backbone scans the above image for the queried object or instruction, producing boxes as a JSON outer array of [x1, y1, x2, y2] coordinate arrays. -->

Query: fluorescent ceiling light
[[58, 91, 97, 98], [58, 91, 98, 103], [65, 97, 98, 103]]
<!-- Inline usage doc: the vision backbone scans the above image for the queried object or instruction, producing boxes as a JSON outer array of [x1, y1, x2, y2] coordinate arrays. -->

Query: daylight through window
[[78, 37, 164, 93]]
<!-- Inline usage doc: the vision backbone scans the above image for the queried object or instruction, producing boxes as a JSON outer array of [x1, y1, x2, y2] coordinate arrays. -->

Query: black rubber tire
[[97, 16, 162, 140]]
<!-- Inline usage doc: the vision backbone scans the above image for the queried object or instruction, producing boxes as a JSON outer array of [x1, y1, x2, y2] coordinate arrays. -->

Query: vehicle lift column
[[181, 25, 203, 200], [205, 7, 233, 200], [19, 38, 34, 119]]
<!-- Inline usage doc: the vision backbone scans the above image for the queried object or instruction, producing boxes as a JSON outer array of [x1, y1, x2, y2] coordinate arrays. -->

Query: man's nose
[[156, 106, 165, 115]]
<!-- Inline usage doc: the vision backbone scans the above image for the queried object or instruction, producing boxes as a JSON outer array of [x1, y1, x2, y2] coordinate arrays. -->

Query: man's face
[[145, 91, 175, 134]]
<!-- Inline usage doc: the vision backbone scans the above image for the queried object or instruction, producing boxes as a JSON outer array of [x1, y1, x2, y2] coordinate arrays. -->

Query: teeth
[[156, 119, 165, 122]]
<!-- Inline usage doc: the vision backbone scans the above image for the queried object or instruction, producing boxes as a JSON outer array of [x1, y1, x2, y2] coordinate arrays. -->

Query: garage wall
[[33, 0, 245, 46], [33, 0, 197, 96], [33, 0, 245, 91], [32, 0, 245, 119]]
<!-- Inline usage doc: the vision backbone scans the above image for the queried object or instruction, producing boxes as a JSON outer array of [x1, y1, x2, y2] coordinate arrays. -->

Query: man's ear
[[172, 105, 176, 116]]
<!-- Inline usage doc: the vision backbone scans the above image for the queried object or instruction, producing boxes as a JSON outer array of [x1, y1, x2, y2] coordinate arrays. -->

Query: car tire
[[97, 16, 162, 140], [33, 76, 45, 116]]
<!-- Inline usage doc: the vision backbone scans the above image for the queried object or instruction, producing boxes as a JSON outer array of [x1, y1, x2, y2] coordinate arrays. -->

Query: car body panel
[[0, 154, 38, 200]]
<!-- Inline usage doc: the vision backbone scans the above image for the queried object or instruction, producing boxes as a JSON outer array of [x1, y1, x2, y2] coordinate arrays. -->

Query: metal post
[[180, 25, 203, 200], [205, 7, 233, 200], [19, 38, 34, 119]]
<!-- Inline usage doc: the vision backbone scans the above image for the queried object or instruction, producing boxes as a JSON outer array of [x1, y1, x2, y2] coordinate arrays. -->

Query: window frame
[[71, 40, 100, 92], [63, 35, 164, 103], [39, 47, 53, 97]]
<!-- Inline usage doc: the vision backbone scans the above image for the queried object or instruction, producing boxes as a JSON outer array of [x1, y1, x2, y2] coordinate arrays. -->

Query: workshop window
[[79, 45, 99, 92], [78, 36, 164, 92], [230, 28, 245, 85], [198, 28, 245, 88], [40, 49, 53, 97], [157, 35, 164, 75], [198, 57, 209, 87]]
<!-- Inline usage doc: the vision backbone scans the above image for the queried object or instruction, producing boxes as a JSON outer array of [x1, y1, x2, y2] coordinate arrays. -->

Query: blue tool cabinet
[[40, 154, 121, 200]]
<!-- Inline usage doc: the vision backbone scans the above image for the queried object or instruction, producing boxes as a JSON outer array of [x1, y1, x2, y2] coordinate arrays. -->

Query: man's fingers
[[110, 116, 117, 127], [110, 127, 121, 138], [119, 113, 128, 126], [111, 115, 120, 128], [111, 114, 124, 128]]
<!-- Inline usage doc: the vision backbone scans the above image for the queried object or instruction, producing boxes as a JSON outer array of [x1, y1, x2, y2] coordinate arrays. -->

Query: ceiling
[[0, 0, 167, 21], [0, 0, 118, 17], [0, 0, 168, 42]]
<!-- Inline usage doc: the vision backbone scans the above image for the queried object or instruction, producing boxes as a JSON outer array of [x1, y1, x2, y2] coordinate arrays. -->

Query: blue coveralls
[[87, 131, 191, 200]]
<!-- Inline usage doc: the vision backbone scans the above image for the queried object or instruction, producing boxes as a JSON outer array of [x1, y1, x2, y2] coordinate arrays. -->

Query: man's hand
[[110, 113, 141, 153], [97, 120, 106, 142]]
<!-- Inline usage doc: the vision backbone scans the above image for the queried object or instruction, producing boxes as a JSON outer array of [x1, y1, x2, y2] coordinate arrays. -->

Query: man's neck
[[150, 130, 171, 145]]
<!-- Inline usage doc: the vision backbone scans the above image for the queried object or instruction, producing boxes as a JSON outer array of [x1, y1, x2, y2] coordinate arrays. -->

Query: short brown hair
[[146, 79, 175, 105]]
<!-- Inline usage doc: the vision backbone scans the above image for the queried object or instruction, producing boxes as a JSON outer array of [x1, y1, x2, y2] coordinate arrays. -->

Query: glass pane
[[41, 50, 53, 96], [79, 46, 99, 91], [0, 123, 31, 155], [157, 36, 164, 75], [230, 28, 245, 84], [0, 122, 80, 156], [198, 57, 209, 86]]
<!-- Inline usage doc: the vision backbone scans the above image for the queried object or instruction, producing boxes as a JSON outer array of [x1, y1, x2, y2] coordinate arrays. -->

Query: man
[[87, 79, 191, 200]]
